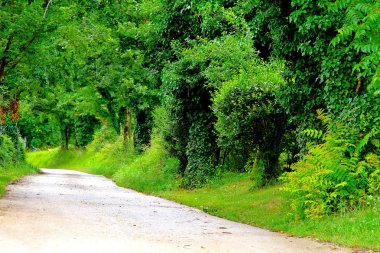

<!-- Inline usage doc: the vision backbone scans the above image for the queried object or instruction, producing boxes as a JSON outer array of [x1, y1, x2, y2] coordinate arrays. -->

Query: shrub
[[0, 123, 25, 161], [74, 115, 100, 147], [113, 137, 179, 192], [213, 60, 286, 180], [283, 111, 380, 219], [0, 134, 15, 165], [161, 35, 256, 186], [86, 126, 119, 152]]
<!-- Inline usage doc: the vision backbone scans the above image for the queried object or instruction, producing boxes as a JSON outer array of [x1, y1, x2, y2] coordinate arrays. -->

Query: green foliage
[[7, 0, 160, 150], [239, 0, 377, 151], [0, 134, 15, 165], [0, 122, 25, 160], [113, 138, 179, 192], [183, 113, 218, 187], [18, 108, 60, 149], [246, 155, 265, 189], [4, 0, 380, 226], [0, 0, 52, 88], [330, 0, 380, 90], [74, 115, 100, 147], [283, 112, 380, 219], [162, 35, 259, 186], [303, 129, 325, 140], [213, 60, 286, 179], [86, 127, 120, 153]]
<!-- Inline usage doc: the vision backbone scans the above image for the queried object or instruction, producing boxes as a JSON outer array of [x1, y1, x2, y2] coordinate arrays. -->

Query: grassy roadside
[[27, 143, 380, 251], [0, 162, 38, 197], [159, 175, 379, 251]]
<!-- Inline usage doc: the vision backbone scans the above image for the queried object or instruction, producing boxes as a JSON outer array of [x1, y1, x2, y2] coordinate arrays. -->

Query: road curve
[[0, 169, 354, 253]]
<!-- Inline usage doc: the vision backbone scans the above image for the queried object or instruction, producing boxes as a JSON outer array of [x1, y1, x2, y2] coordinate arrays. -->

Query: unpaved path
[[0, 169, 356, 253]]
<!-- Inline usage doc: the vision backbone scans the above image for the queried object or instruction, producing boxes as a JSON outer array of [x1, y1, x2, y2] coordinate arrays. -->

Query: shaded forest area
[[1, 0, 379, 219]]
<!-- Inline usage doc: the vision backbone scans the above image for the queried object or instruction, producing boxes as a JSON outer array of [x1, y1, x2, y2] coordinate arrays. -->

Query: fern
[[303, 129, 324, 139], [330, 0, 380, 89], [283, 112, 380, 219], [356, 127, 378, 153], [302, 109, 329, 140]]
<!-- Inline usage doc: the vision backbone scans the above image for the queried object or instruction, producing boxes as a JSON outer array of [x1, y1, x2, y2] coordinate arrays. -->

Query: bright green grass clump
[[27, 137, 178, 191], [27, 140, 380, 251], [27, 138, 135, 178], [113, 141, 179, 193], [0, 162, 38, 197]]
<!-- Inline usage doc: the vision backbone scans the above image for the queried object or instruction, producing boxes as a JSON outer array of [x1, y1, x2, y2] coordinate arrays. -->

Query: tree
[[0, 0, 53, 94]]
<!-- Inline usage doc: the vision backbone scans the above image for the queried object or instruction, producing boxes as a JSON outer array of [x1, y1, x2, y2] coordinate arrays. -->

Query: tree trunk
[[134, 110, 153, 151], [10, 99, 19, 122], [65, 127, 70, 149], [60, 124, 71, 150], [0, 105, 4, 125], [123, 107, 133, 144], [0, 99, 19, 124]]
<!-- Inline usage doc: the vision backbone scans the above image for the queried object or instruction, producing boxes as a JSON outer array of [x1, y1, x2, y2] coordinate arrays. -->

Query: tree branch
[[43, 0, 53, 21], [3, 0, 54, 77], [0, 35, 14, 82]]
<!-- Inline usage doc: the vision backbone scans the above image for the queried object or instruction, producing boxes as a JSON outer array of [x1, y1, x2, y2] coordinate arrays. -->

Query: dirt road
[[0, 169, 355, 253]]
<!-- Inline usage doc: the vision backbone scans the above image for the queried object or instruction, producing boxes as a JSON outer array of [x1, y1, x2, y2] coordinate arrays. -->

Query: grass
[[26, 138, 135, 178], [158, 173, 380, 250], [27, 139, 380, 251], [0, 162, 38, 197]]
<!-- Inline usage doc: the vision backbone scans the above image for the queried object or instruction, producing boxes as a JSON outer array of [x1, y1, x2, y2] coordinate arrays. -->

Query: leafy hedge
[[213, 60, 286, 180]]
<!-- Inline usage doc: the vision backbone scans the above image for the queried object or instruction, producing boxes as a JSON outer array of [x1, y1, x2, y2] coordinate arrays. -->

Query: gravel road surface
[[0, 169, 356, 253]]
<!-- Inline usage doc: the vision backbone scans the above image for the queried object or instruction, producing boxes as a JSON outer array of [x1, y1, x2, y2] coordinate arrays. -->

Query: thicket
[[0, 122, 25, 161], [2, 0, 379, 218], [283, 110, 380, 219], [213, 60, 286, 182], [0, 119, 35, 194], [0, 134, 14, 165]]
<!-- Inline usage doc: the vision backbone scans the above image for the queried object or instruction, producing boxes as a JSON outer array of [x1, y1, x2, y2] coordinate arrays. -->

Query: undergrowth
[[0, 133, 37, 196], [283, 111, 380, 219]]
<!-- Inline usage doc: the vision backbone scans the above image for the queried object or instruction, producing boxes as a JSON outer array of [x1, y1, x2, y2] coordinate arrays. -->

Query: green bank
[[0, 163, 37, 197]]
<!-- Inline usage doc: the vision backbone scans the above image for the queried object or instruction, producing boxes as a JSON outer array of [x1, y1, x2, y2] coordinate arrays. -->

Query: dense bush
[[162, 35, 260, 186], [86, 126, 120, 153], [112, 138, 180, 192], [0, 123, 25, 161], [213, 60, 286, 180], [0, 134, 15, 165], [283, 111, 380, 219], [74, 115, 100, 147], [19, 113, 60, 149]]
